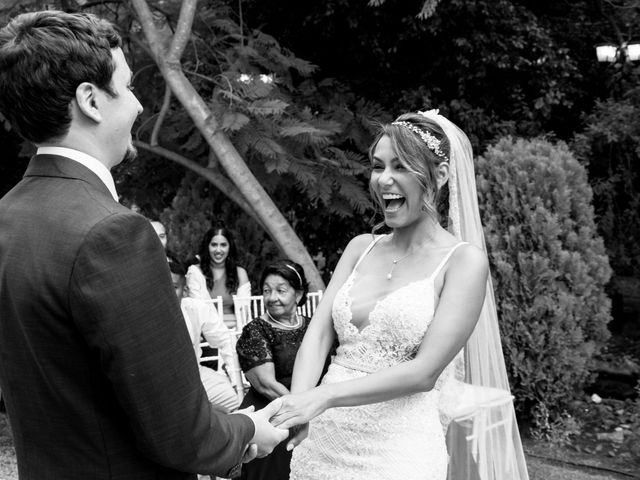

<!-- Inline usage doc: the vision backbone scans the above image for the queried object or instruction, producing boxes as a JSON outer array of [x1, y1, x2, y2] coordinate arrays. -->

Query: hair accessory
[[284, 264, 303, 288], [391, 120, 448, 160]]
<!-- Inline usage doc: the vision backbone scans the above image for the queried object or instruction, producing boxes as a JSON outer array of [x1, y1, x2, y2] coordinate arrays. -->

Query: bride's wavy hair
[[368, 112, 451, 233]]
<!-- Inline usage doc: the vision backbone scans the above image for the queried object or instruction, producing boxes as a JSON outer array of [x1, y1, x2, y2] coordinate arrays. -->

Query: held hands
[[231, 406, 259, 463], [243, 398, 289, 458], [270, 388, 329, 450]]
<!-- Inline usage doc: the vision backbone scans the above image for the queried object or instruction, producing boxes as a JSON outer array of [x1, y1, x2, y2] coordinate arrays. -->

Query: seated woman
[[236, 260, 329, 480], [186, 224, 250, 330], [169, 260, 240, 413]]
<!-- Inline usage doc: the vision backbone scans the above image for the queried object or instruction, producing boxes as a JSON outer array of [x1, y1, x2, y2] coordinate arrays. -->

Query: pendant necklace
[[386, 249, 414, 280], [266, 310, 302, 330]]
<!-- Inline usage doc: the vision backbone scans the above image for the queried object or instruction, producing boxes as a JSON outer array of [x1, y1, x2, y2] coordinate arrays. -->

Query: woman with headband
[[272, 110, 529, 480], [235, 260, 332, 480]]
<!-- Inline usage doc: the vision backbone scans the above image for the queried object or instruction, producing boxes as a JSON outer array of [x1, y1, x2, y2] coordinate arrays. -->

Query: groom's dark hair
[[0, 10, 121, 143]]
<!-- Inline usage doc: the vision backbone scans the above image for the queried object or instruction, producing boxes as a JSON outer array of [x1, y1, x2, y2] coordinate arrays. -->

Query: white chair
[[297, 290, 323, 317], [198, 297, 224, 369], [197, 298, 245, 403], [232, 294, 265, 331]]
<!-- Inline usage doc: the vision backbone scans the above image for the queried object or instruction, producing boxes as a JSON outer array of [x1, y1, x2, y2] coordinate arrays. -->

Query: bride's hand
[[270, 388, 328, 429]]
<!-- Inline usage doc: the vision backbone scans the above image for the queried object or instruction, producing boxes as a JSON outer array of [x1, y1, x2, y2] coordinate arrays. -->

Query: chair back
[[198, 296, 246, 403], [198, 297, 224, 370], [232, 294, 265, 330]]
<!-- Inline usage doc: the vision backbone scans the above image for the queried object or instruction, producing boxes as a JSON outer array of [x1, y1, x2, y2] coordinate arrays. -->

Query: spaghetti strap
[[429, 242, 468, 280], [353, 234, 387, 271]]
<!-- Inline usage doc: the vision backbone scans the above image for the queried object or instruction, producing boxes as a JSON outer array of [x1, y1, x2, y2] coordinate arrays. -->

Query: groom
[[0, 10, 287, 479]]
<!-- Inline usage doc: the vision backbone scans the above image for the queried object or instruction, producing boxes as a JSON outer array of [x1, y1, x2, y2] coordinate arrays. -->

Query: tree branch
[[151, 85, 171, 146], [130, 0, 325, 289], [131, 0, 167, 60], [167, 0, 198, 62]]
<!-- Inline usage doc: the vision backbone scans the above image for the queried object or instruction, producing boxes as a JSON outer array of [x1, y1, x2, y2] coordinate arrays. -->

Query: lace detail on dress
[[331, 272, 435, 374], [289, 242, 466, 480]]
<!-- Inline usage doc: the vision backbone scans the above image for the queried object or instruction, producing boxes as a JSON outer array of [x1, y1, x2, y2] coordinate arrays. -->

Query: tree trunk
[[131, 0, 325, 290]]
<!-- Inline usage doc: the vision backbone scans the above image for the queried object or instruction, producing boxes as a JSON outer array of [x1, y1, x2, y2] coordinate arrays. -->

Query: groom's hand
[[231, 406, 259, 463], [244, 397, 289, 458], [285, 423, 309, 451]]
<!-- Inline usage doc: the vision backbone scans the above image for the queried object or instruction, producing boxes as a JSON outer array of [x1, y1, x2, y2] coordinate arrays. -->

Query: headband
[[284, 264, 303, 288], [391, 120, 448, 160]]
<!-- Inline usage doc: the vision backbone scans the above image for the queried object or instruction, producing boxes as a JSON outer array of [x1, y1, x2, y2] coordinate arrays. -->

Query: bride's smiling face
[[370, 135, 426, 229]]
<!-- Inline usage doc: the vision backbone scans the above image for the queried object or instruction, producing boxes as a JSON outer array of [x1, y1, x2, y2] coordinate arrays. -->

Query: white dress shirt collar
[[37, 146, 118, 202]]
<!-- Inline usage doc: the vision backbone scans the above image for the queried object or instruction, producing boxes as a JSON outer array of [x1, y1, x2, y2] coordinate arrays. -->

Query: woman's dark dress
[[236, 316, 310, 480]]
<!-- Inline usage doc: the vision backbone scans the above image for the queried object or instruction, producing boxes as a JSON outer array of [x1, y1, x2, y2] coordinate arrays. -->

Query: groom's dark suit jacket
[[0, 155, 253, 479]]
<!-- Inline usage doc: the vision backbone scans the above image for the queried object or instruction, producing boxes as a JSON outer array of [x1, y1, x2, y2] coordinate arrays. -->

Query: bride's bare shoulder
[[335, 233, 383, 267], [449, 242, 489, 277], [347, 233, 384, 253]]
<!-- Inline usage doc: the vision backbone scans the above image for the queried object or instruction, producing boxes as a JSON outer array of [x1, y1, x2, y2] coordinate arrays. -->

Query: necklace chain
[[386, 239, 425, 280], [266, 310, 302, 329], [386, 250, 414, 280]]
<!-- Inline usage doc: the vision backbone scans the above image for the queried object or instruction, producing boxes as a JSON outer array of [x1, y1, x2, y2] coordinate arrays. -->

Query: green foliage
[[572, 93, 640, 278], [244, 0, 584, 149], [127, 1, 377, 224], [368, 0, 442, 20], [476, 137, 612, 428]]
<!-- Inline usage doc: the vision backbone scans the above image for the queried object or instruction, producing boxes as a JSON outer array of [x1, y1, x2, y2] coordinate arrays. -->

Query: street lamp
[[596, 44, 618, 62], [596, 42, 640, 62], [627, 43, 640, 61]]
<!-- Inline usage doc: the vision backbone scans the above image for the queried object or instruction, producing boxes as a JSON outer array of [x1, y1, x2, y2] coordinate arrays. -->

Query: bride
[[272, 110, 529, 480]]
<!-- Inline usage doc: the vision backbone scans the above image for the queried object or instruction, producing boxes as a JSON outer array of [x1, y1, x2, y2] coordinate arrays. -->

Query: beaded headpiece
[[391, 114, 448, 161]]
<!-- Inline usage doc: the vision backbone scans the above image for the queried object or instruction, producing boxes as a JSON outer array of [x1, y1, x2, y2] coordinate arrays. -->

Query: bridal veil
[[420, 109, 530, 480]]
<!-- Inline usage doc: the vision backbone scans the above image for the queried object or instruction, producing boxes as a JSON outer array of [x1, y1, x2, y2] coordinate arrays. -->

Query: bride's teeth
[[382, 192, 405, 210]]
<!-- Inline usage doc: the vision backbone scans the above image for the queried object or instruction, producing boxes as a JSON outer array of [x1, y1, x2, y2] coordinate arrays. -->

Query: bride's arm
[[288, 234, 374, 394], [274, 243, 488, 429]]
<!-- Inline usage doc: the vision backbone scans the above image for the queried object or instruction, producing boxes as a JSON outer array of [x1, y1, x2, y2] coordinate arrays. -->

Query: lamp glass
[[626, 43, 640, 61], [596, 44, 618, 62]]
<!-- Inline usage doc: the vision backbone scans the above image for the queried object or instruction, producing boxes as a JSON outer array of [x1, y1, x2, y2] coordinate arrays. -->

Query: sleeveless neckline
[[343, 237, 467, 334]]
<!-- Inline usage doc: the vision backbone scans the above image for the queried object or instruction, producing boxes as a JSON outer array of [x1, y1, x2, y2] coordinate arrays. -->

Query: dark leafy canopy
[[128, 0, 375, 218], [572, 90, 640, 278], [243, 0, 593, 148]]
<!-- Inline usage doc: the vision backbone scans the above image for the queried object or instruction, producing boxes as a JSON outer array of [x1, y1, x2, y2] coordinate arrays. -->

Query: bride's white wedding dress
[[289, 238, 465, 480]]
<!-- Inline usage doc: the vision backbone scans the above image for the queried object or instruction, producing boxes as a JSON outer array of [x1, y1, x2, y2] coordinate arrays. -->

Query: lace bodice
[[331, 237, 465, 376], [332, 273, 435, 373], [289, 239, 467, 480]]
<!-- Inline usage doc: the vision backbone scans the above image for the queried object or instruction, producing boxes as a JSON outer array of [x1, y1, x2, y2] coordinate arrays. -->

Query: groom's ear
[[74, 82, 102, 123]]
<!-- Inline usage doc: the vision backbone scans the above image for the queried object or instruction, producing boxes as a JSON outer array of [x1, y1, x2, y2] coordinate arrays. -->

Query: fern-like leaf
[[247, 99, 289, 116], [221, 111, 251, 131]]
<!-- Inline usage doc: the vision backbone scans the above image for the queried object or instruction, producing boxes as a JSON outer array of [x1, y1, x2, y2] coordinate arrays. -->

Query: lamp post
[[596, 41, 640, 99]]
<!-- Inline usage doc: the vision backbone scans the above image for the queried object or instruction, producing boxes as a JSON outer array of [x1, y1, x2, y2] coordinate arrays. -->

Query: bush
[[475, 137, 612, 429]]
